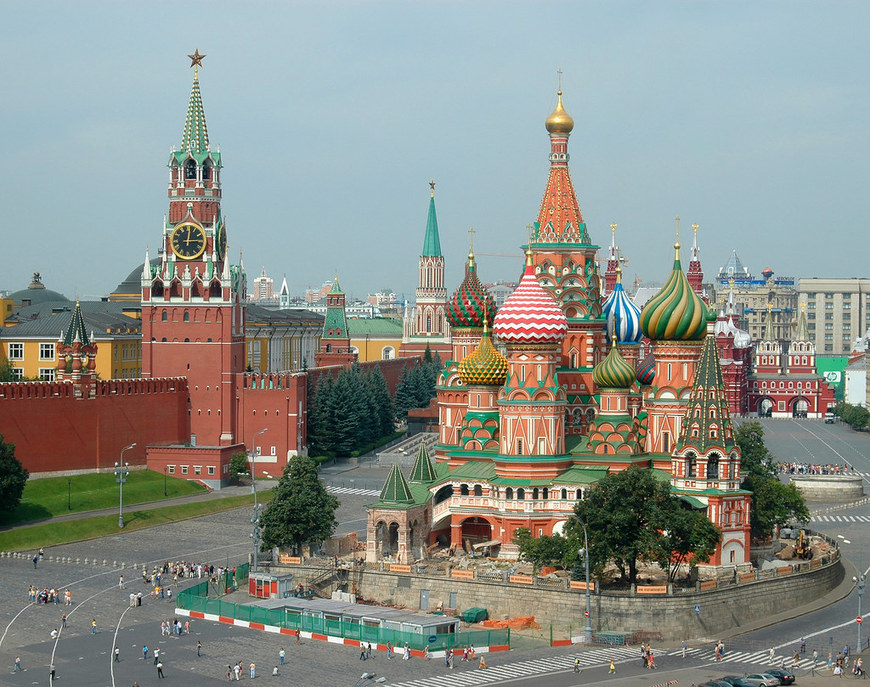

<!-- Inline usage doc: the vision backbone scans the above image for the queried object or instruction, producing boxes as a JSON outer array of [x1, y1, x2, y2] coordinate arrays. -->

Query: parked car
[[720, 678, 759, 687], [744, 674, 781, 686], [765, 668, 796, 685], [698, 682, 733, 687]]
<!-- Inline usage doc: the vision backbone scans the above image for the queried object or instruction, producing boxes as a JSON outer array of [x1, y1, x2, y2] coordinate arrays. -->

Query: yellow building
[[348, 318, 404, 362], [0, 301, 142, 380], [244, 304, 323, 373]]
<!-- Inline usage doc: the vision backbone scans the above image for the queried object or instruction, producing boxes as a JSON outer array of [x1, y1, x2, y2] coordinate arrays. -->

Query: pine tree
[[394, 368, 413, 420], [369, 367, 395, 437], [309, 376, 335, 456]]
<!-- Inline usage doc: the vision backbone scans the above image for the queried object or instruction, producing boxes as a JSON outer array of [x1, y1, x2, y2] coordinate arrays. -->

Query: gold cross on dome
[[188, 49, 206, 69], [429, 179, 435, 194], [557, 68, 563, 91], [468, 226, 476, 251]]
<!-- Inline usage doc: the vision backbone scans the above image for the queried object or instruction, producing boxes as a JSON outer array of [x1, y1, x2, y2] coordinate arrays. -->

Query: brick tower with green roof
[[401, 181, 451, 358], [55, 300, 98, 396], [365, 463, 433, 564], [672, 331, 751, 566], [314, 276, 357, 368]]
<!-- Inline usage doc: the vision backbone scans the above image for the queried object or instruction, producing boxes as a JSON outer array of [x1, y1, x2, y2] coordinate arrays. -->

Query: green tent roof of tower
[[676, 334, 737, 455], [422, 192, 442, 257], [62, 301, 91, 347], [409, 443, 437, 483], [322, 277, 350, 340], [378, 464, 414, 504], [182, 67, 210, 155]]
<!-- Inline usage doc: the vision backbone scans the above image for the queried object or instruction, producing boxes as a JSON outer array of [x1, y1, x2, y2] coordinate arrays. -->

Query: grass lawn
[[0, 470, 207, 526], [0, 490, 273, 551]]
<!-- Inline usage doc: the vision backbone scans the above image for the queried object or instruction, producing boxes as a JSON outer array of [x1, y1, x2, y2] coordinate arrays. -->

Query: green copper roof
[[329, 278, 344, 295], [62, 301, 91, 347], [322, 277, 349, 339], [379, 464, 414, 504], [675, 334, 736, 455], [409, 443, 437, 483], [181, 68, 209, 154], [422, 193, 442, 257], [347, 318, 403, 337], [640, 246, 712, 341]]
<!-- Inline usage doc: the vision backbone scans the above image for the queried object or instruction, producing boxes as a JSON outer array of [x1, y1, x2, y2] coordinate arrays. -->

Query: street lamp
[[67, 478, 72, 511], [115, 443, 136, 528], [250, 428, 268, 571], [163, 465, 167, 497], [577, 523, 593, 644], [854, 570, 869, 652]]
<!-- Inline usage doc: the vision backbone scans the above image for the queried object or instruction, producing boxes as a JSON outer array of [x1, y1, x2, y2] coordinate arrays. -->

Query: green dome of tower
[[592, 345, 636, 389]]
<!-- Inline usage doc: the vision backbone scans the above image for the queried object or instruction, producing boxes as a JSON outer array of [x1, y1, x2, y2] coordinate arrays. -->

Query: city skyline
[[1, 2, 868, 301]]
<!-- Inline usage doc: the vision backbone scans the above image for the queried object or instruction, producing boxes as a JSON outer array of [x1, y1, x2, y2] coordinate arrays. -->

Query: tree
[[569, 466, 675, 586], [259, 455, 340, 555], [735, 420, 809, 540], [0, 435, 28, 513], [228, 452, 249, 483], [649, 504, 721, 583], [513, 528, 577, 572], [835, 402, 870, 431]]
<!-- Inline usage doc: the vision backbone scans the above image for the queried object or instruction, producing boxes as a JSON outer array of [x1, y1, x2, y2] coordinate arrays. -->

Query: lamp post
[[250, 428, 268, 571], [115, 443, 136, 528], [577, 523, 593, 644], [67, 478, 72, 511]]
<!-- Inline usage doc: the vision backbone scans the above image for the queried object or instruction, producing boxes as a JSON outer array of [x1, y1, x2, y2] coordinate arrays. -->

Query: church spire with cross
[[686, 222, 706, 300]]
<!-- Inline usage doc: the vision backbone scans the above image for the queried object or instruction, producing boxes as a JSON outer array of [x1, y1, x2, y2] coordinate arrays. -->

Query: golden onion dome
[[545, 90, 574, 134], [592, 345, 636, 389], [458, 328, 508, 387]]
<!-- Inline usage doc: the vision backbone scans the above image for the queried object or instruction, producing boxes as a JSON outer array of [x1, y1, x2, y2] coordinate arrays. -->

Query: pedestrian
[[360, 645, 367, 660], [366, 643, 372, 660], [119, 575, 125, 590], [649, 652, 657, 669], [444, 649, 450, 668], [387, 641, 393, 660], [295, 629, 301, 644], [574, 656, 581, 673], [50, 664, 55, 680], [226, 665, 233, 680], [769, 647, 775, 663], [681, 640, 686, 658], [279, 647, 285, 665], [197, 640, 202, 657], [154, 647, 160, 665], [403, 642, 410, 660], [233, 662, 241, 681], [609, 658, 616, 674], [39, 547, 44, 559], [800, 637, 806, 653], [272, 666, 279, 676], [423, 646, 431, 661], [114, 646, 120, 662], [51, 628, 59, 639], [14, 656, 21, 672], [33, 554, 39, 569], [793, 651, 800, 667], [479, 655, 487, 669], [143, 645, 149, 661], [91, 618, 97, 635], [813, 648, 818, 665], [157, 660, 165, 679]]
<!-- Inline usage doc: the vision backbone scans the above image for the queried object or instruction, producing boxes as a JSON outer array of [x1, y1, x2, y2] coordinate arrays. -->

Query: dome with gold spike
[[545, 90, 574, 135], [640, 242, 713, 341], [592, 345, 636, 389], [458, 327, 508, 386], [447, 250, 496, 329]]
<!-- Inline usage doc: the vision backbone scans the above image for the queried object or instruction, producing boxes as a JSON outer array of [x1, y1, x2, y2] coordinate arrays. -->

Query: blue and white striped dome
[[602, 281, 642, 344]]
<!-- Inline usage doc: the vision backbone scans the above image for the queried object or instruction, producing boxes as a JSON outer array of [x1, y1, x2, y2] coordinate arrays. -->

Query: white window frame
[[8, 343, 23, 360], [38, 368, 56, 381], [39, 343, 55, 360], [180, 465, 188, 475]]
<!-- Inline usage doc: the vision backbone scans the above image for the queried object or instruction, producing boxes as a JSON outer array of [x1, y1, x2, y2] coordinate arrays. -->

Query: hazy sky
[[2, 1, 868, 303]]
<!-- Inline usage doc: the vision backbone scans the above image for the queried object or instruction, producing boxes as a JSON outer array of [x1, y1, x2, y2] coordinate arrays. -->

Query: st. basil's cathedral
[[367, 90, 752, 569]]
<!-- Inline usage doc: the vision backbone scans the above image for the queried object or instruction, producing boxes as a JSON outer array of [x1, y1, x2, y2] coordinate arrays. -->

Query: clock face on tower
[[216, 222, 227, 261], [170, 222, 206, 260]]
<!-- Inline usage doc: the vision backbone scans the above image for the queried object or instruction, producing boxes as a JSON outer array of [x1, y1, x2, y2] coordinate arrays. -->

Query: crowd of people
[[27, 586, 71, 605], [777, 461, 854, 475]]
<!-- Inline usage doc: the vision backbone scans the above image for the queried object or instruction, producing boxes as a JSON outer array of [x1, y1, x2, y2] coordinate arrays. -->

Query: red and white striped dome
[[493, 260, 568, 345]]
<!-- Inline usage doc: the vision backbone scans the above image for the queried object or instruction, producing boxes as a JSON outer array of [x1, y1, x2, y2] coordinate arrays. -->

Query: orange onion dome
[[493, 251, 568, 345], [458, 327, 508, 386]]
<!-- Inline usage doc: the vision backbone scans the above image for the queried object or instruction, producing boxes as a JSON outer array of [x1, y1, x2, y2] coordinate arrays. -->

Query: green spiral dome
[[592, 345, 636, 389], [640, 244, 710, 341]]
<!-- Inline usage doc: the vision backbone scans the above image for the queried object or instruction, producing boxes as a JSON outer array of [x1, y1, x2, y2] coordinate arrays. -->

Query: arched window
[[516, 488, 525, 500], [506, 487, 514, 500], [185, 159, 197, 179], [202, 162, 211, 180], [162, 311, 168, 322], [460, 484, 469, 496], [707, 455, 720, 479], [542, 487, 549, 500], [561, 488, 568, 500], [686, 453, 697, 478], [473, 484, 482, 497], [183, 312, 190, 323], [532, 488, 539, 500]]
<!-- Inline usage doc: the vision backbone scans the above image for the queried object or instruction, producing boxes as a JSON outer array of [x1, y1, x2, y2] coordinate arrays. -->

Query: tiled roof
[[0, 301, 141, 340]]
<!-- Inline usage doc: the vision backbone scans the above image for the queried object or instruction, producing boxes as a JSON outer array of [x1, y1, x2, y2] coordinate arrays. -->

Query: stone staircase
[[376, 431, 437, 468]]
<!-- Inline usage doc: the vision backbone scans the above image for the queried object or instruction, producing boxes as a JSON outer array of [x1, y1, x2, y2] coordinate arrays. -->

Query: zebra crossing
[[809, 514, 870, 523], [387, 646, 640, 687], [683, 645, 820, 670], [327, 485, 381, 497]]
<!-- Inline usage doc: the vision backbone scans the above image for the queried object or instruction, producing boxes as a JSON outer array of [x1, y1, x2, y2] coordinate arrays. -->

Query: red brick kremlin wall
[[0, 378, 190, 475]]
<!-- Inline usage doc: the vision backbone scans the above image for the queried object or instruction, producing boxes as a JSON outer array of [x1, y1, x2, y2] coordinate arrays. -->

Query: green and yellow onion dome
[[592, 345, 636, 389], [640, 242, 712, 341], [447, 252, 497, 329], [458, 328, 508, 386]]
